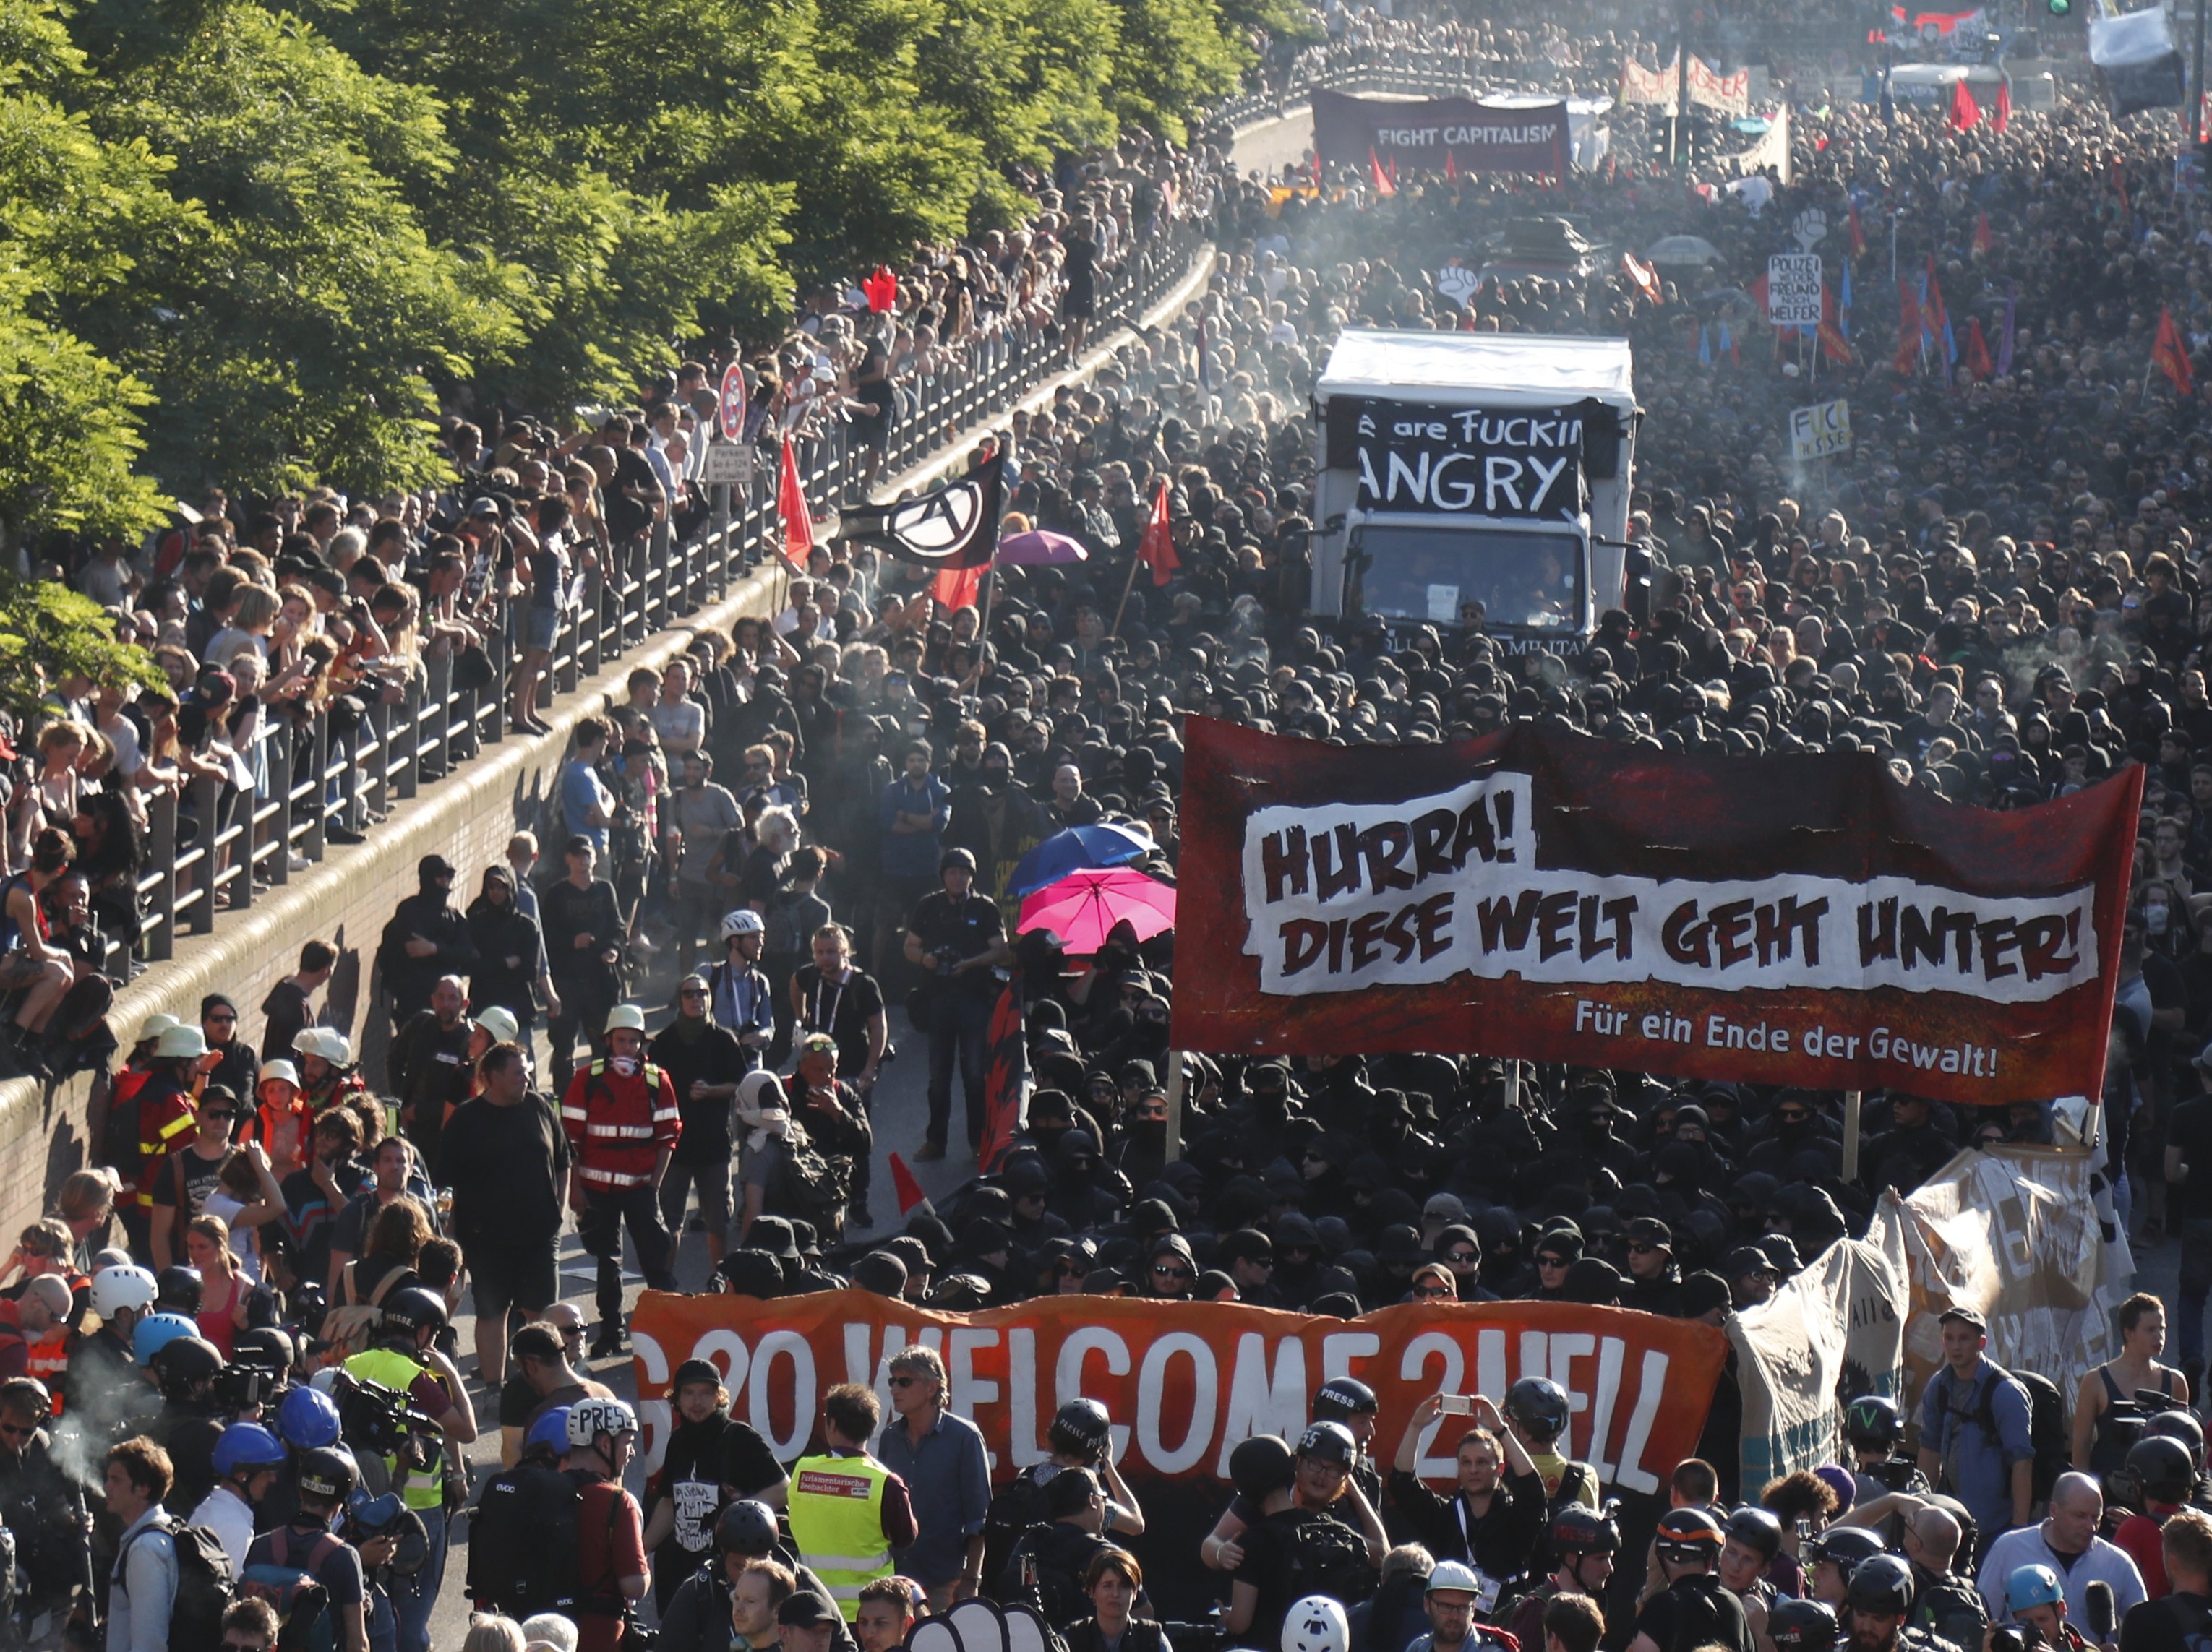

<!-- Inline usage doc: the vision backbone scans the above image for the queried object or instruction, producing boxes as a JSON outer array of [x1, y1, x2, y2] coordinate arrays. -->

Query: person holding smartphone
[[1389, 1393, 1546, 1616]]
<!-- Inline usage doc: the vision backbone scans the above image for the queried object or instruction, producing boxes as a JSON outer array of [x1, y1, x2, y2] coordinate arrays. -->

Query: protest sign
[[1874, 1143, 2125, 1416], [627, 1289, 1728, 1492], [1791, 400, 1852, 459], [1767, 254, 1824, 326], [1312, 91, 1571, 176], [1324, 398, 1604, 522], [1687, 57, 1752, 116], [1620, 56, 1676, 106], [1171, 718, 2141, 1104], [1731, 1223, 1909, 1487]]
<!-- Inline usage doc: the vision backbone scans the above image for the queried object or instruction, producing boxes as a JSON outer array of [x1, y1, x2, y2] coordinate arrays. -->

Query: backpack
[[237, 1527, 339, 1652], [998, 1527, 1088, 1628], [467, 1459, 577, 1618], [1971, 1363, 2071, 1503], [1286, 1509, 1377, 1606], [319, 1262, 405, 1364], [124, 1515, 234, 1652], [776, 1119, 849, 1226], [980, 1472, 1052, 1603]]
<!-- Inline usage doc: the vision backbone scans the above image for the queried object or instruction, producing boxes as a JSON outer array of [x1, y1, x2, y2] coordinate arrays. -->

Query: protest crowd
[[18, 0, 2212, 1649]]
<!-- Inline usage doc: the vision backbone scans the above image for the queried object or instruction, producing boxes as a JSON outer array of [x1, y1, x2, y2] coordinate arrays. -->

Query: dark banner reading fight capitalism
[[1172, 718, 2141, 1105], [627, 1289, 1726, 1494], [1311, 90, 1572, 177]]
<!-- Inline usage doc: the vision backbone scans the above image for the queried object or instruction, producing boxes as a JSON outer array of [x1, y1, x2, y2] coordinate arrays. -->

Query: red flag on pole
[[1369, 147, 1396, 197], [1817, 317, 1855, 365], [931, 562, 985, 612], [2154, 306, 2195, 395], [887, 1153, 934, 1218], [861, 265, 899, 312], [1965, 317, 1994, 380], [1973, 210, 1994, 254], [976, 984, 1028, 1174], [1993, 78, 2012, 132], [1895, 282, 1922, 376], [775, 436, 813, 570], [1139, 476, 1180, 587], [1948, 76, 1979, 131], [1444, 147, 1459, 183]]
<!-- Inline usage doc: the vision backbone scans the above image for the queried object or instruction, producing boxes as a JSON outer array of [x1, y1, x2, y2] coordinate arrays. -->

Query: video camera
[[1861, 1456, 1921, 1493], [330, 1371, 441, 1462], [210, 1364, 270, 1415]]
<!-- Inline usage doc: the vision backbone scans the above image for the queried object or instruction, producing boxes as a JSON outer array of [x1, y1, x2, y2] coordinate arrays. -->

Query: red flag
[[1993, 78, 2012, 132], [1139, 476, 1180, 587], [775, 436, 813, 570], [1386, 153, 1398, 185], [1444, 147, 1459, 183], [977, 984, 1028, 1175], [1965, 317, 1994, 380], [1369, 147, 1396, 197], [931, 562, 984, 611], [887, 1152, 934, 1218], [2114, 159, 2131, 217], [862, 265, 898, 312], [1848, 204, 1867, 258], [1749, 272, 1771, 319], [1817, 317, 1855, 364], [1973, 210, 1993, 254], [1948, 76, 1979, 131], [1895, 282, 1922, 375], [2154, 306, 2195, 395]]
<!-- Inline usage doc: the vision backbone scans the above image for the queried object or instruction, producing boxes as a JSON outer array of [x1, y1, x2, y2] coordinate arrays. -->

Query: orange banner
[[627, 1290, 1728, 1492]]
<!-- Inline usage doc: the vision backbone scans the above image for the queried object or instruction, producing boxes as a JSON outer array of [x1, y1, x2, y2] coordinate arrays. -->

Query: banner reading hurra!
[[627, 1291, 1728, 1485], [1730, 1223, 1910, 1488], [1875, 1143, 2125, 1415]]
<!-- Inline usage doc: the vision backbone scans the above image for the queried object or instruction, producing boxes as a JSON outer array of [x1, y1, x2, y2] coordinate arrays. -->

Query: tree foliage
[[0, 0, 1256, 528], [0, 575, 165, 718]]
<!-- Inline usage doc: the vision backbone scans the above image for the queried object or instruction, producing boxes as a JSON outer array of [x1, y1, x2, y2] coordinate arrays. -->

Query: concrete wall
[[0, 562, 788, 1243]]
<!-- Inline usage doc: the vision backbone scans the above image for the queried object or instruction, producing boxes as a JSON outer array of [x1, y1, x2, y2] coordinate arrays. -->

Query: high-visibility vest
[[343, 1346, 447, 1510], [786, 1452, 893, 1617], [25, 1328, 67, 1413]]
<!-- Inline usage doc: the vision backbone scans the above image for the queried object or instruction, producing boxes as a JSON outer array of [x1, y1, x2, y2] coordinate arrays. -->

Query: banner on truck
[[1170, 718, 2140, 1104], [1731, 1223, 1910, 1487], [1874, 1143, 2125, 1416], [627, 1290, 1727, 1487], [1312, 91, 1572, 176], [1321, 397, 1613, 522]]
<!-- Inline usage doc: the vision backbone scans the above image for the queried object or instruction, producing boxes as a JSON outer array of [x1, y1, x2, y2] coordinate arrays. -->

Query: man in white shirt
[[1977, 1472, 2145, 1627], [106, 1438, 179, 1652], [192, 1423, 286, 1572]]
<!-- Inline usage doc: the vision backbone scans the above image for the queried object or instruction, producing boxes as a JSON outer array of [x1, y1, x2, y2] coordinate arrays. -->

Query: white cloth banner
[[1621, 56, 1676, 106], [1688, 56, 1752, 116]]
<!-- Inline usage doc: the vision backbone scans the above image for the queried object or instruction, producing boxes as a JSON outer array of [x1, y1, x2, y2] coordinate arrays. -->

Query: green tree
[[0, 575, 164, 718], [1106, 0, 1252, 139]]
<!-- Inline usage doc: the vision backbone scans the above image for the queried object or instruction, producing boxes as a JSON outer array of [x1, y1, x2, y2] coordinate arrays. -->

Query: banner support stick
[[1110, 543, 1144, 638], [1165, 1051, 1186, 1163], [1841, 1089, 1863, 1182]]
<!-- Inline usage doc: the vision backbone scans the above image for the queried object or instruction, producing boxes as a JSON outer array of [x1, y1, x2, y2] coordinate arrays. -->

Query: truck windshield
[[1346, 522, 1585, 631]]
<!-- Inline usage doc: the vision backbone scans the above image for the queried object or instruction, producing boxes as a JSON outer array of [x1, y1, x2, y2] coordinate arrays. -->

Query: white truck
[[1310, 330, 1639, 650]]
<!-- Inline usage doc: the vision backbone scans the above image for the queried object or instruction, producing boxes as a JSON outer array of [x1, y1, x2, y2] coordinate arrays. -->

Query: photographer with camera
[[902, 848, 1007, 1166], [1848, 1398, 1933, 1507], [144, 1334, 231, 1515], [243, 1445, 372, 1652], [1995, 1566, 2105, 1652], [564, 1397, 651, 1652], [0, 1376, 91, 1647], [339, 1286, 476, 1652], [192, 1421, 285, 1571]]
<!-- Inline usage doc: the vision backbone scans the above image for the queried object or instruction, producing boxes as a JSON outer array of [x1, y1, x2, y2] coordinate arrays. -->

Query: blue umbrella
[[1009, 823, 1152, 898]]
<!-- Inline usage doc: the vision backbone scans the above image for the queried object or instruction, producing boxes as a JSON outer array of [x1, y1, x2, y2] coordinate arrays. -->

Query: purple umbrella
[[996, 529, 1089, 566]]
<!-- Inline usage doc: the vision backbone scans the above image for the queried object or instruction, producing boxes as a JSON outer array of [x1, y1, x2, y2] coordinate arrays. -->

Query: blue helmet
[[524, 1406, 572, 1460], [131, 1312, 199, 1367], [2005, 1565, 2065, 1614], [278, 1385, 342, 1450], [213, 1423, 286, 1479]]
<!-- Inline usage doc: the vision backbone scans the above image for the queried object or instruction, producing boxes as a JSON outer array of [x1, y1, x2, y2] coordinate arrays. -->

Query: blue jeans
[[925, 990, 993, 1149], [366, 1587, 397, 1652], [389, 1510, 448, 1652]]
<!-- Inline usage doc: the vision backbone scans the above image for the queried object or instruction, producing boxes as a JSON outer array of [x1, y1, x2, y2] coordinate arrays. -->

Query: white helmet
[[567, 1396, 640, 1447], [1283, 1597, 1350, 1652], [604, 1004, 647, 1036], [473, 1006, 520, 1046], [258, 1060, 301, 1089], [154, 1025, 207, 1061], [721, 909, 765, 939], [90, 1264, 158, 1320]]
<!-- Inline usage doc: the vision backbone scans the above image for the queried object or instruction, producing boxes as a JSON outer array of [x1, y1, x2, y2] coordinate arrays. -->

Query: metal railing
[[113, 212, 1209, 979]]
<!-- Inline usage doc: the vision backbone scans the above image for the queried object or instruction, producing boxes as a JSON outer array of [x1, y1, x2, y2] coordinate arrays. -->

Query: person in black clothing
[[466, 866, 551, 1031], [260, 940, 333, 1062], [438, 1042, 570, 1388], [1227, 1428, 1384, 1652], [541, 835, 626, 1101], [903, 848, 1008, 1161], [1003, 1468, 1120, 1628], [387, 973, 473, 1166], [643, 1359, 740, 1613], [651, 977, 747, 1276], [1061, 1548, 1168, 1652], [789, 925, 886, 1216], [1628, 1509, 1756, 1652], [199, 994, 258, 1104], [376, 855, 476, 1033], [1387, 1393, 1545, 1593], [241, 1447, 370, 1652]]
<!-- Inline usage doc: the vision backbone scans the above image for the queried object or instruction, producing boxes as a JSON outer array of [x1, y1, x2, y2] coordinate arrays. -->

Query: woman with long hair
[[185, 1213, 251, 1355]]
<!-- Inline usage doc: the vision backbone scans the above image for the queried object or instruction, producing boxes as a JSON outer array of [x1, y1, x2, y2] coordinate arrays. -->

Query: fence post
[[145, 787, 178, 964]]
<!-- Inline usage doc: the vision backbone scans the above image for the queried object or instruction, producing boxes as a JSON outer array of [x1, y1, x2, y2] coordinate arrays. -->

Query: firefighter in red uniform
[[562, 1004, 681, 1358], [117, 1025, 203, 1259]]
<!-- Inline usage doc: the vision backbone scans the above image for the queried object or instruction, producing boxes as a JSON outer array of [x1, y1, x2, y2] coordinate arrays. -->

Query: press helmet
[[296, 1447, 358, 1504], [1549, 1502, 1622, 1557], [1842, 1394, 1905, 1453], [1502, 1375, 1572, 1443], [1296, 1420, 1359, 1468], [567, 1396, 640, 1449], [1843, 1554, 1916, 1617], [1312, 1377, 1379, 1423], [2127, 1434, 2198, 1505], [1654, 1507, 1726, 1566], [380, 1286, 449, 1339], [1770, 1599, 1840, 1652], [1049, 1398, 1113, 1460]]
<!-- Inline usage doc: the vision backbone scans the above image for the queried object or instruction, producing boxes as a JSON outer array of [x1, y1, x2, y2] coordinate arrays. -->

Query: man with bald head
[[1976, 1474, 2146, 1628], [1838, 1492, 1989, 1651]]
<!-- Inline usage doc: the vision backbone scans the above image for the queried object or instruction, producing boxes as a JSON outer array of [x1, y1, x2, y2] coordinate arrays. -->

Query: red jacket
[[561, 1059, 680, 1190]]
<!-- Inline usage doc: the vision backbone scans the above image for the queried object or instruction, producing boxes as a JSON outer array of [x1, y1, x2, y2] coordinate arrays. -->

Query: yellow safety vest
[[343, 1346, 447, 1511], [786, 1452, 893, 1618]]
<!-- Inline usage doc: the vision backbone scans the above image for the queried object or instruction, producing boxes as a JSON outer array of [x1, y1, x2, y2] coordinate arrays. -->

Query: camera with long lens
[[330, 1372, 440, 1461], [210, 1364, 269, 1414], [1864, 1456, 1920, 1492]]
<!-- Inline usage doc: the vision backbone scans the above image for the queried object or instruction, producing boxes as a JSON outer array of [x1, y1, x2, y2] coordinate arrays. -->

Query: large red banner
[[627, 1289, 1726, 1494], [1171, 718, 2140, 1104]]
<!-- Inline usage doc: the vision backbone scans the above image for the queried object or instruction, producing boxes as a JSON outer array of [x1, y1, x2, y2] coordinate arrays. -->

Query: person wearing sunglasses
[[150, 1085, 244, 1272], [1143, 1236, 1197, 1302], [875, 1346, 990, 1612], [1527, 1229, 1584, 1302], [0, 1374, 88, 1632], [1623, 1217, 1682, 1315]]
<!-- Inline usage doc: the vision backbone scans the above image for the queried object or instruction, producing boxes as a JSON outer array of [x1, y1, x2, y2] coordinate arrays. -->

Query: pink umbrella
[[996, 529, 1089, 566], [1017, 866, 1175, 951]]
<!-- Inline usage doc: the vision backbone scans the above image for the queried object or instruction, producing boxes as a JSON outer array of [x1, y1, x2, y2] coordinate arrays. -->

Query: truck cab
[[1310, 331, 1638, 650]]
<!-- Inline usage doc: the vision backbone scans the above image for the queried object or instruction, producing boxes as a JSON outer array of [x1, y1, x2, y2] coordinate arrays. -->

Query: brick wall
[[0, 564, 784, 1242]]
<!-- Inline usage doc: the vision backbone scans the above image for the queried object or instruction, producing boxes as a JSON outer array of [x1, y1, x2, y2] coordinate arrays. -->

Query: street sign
[[1767, 253, 1823, 327], [700, 442, 754, 485], [1790, 398, 1852, 460], [717, 361, 747, 443]]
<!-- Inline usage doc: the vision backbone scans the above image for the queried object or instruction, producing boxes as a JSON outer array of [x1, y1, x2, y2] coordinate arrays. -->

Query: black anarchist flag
[[839, 450, 1004, 570]]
